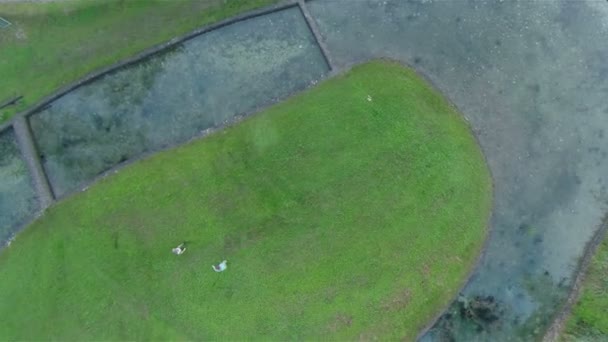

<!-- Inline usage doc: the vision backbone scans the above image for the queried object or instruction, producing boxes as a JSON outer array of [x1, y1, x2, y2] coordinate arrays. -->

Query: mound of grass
[[0, 61, 492, 340], [0, 0, 276, 122], [562, 234, 608, 341]]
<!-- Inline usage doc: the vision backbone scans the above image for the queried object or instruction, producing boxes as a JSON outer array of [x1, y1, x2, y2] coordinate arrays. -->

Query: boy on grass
[[172, 242, 186, 255]]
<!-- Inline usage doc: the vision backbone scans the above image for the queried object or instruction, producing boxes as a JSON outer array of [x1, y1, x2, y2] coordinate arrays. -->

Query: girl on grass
[[212, 260, 227, 272]]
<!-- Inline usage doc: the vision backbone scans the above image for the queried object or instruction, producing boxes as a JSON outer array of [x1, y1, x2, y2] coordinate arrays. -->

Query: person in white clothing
[[172, 242, 186, 255], [212, 260, 227, 272]]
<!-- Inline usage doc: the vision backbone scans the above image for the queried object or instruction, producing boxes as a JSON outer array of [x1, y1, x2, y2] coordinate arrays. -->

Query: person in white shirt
[[172, 242, 186, 255], [212, 260, 227, 272]]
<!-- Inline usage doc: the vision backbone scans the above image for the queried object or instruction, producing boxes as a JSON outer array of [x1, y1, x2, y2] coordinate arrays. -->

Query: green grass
[[0, 61, 492, 340], [562, 234, 608, 341], [0, 0, 277, 123]]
